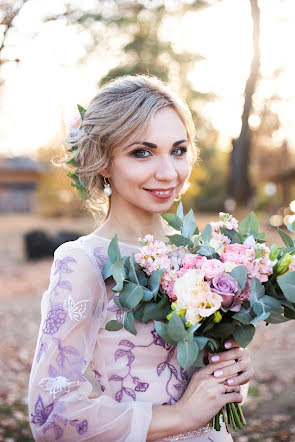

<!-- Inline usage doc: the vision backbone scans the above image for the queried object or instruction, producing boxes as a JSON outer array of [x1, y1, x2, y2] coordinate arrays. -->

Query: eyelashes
[[131, 147, 187, 158]]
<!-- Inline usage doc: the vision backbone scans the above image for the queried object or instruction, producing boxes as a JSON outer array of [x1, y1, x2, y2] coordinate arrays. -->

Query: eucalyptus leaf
[[197, 245, 216, 257], [250, 277, 265, 308], [161, 213, 183, 231], [240, 212, 259, 235], [194, 336, 209, 351], [142, 288, 154, 301], [167, 234, 194, 248], [112, 258, 126, 292], [148, 269, 166, 298], [250, 312, 270, 324], [229, 265, 247, 290], [177, 340, 199, 370], [269, 244, 279, 261], [142, 298, 171, 322], [105, 320, 123, 331], [182, 209, 197, 238], [119, 282, 143, 309], [154, 321, 178, 345], [277, 228, 294, 248], [102, 259, 113, 280], [232, 304, 254, 325], [277, 271, 295, 302], [124, 312, 137, 335], [137, 271, 148, 287], [176, 201, 184, 220], [108, 234, 121, 264], [266, 312, 290, 324], [77, 104, 86, 119], [233, 324, 255, 348], [133, 304, 145, 322], [284, 306, 295, 319], [220, 228, 242, 244], [213, 322, 236, 338], [192, 348, 205, 367], [167, 312, 186, 342], [128, 254, 139, 284], [201, 224, 212, 244]]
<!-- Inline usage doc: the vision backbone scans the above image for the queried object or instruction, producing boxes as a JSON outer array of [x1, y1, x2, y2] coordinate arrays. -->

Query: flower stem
[[221, 406, 230, 433], [228, 403, 238, 431], [230, 403, 243, 429], [237, 403, 247, 425]]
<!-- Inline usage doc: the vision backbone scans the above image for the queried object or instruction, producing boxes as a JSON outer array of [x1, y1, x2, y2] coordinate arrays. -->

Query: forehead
[[144, 107, 187, 141]]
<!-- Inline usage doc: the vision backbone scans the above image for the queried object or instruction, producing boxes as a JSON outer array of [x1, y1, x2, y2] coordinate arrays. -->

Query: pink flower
[[289, 256, 295, 272], [201, 259, 224, 279], [160, 270, 177, 301], [221, 244, 249, 265], [182, 254, 206, 270]]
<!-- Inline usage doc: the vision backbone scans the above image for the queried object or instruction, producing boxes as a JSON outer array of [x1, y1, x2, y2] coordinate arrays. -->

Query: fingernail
[[214, 369, 223, 377], [227, 378, 234, 385], [224, 341, 232, 349], [211, 355, 220, 362]]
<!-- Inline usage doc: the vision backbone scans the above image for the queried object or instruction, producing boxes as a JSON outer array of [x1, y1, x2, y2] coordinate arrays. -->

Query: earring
[[103, 177, 112, 196]]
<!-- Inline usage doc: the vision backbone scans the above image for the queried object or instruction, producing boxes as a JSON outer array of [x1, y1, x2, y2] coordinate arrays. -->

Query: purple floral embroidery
[[49, 338, 86, 382], [93, 369, 105, 392], [93, 247, 108, 271], [51, 256, 76, 296], [42, 305, 67, 335], [31, 395, 54, 426], [109, 330, 188, 405], [107, 294, 124, 322], [76, 419, 88, 435], [42, 413, 88, 439], [36, 340, 48, 363]]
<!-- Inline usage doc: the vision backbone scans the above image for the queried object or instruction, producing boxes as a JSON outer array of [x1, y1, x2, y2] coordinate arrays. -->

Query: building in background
[[0, 156, 42, 213]]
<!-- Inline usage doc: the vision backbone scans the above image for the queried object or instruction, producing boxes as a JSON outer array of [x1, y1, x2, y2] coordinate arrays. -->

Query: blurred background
[[0, 0, 295, 440]]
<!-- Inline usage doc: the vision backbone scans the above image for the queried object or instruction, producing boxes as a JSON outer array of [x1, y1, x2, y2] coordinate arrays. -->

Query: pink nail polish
[[228, 379, 234, 385], [224, 341, 232, 349], [211, 355, 219, 362], [214, 369, 223, 377]]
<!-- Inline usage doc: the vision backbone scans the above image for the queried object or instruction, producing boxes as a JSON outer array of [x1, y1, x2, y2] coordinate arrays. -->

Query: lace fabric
[[28, 233, 234, 441]]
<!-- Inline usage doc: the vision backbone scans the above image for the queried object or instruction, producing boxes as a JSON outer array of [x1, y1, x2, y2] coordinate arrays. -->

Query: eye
[[131, 149, 152, 158], [171, 147, 187, 156]]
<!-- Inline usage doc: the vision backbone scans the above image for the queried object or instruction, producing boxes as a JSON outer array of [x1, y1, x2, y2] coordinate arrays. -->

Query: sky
[[0, 0, 294, 157]]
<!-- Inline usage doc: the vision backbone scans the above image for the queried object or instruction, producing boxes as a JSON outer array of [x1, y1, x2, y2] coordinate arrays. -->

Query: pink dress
[[28, 233, 234, 441]]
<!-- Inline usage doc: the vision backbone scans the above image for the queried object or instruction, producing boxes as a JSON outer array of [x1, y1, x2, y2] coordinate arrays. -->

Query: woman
[[28, 75, 253, 441]]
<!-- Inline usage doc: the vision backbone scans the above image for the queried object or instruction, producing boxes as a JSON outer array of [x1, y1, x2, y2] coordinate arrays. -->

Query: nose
[[154, 155, 178, 182]]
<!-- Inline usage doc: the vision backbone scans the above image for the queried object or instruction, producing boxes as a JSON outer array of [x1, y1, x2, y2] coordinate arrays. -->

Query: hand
[[208, 338, 254, 387], [175, 358, 243, 432]]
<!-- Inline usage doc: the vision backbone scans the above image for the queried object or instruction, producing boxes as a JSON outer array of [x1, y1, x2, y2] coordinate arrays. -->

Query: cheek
[[176, 160, 191, 183], [110, 158, 153, 188]]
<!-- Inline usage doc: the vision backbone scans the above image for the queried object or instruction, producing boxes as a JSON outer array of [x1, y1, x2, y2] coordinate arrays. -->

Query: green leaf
[[277, 271, 295, 302], [137, 271, 148, 287], [284, 306, 295, 319], [266, 312, 290, 324], [287, 220, 295, 233], [142, 288, 154, 301], [213, 322, 236, 338], [269, 244, 279, 261], [105, 320, 123, 331], [112, 258, 126, 292], [192, 349, 205, 367], [77, 104, 86, 119], [148, 269, 166, 298], [102, 259, 113, 279], [65, 156, 78, 167], [177, 340, 199, 370], [260, 295, 283, 314], [108, 234, 121, 264], [229, 265, 247, 290], [154, 321, 178, 345], [124, 312, 137, 335], [220, 227, 242, 244], [233, 324, 255, 348], [182, 209, 197, 238], [186, 323, 202, 340], [240, 212, 259, 235], [250, 277, 265, 308], [128, 255, 139, 284], [133, 304, 145, 322], [201, 224, 212, 244], [176, 201, 184, 220], [197, 245, 216, 257], [277, 228, 294, 248], [193, 336, 209, 351], [119, 282, 143, 309], [142, 295, 171, 322], [167, 234, 194, 248], [232, 304, 254, 325], [250, 312, 270, 324], [161, 213, 183, 231], [76, 187, 88, 200], [167, 312, 186, 342]]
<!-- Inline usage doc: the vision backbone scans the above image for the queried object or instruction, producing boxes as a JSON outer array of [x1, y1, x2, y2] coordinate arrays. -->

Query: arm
[[28, 243, 152, 441]]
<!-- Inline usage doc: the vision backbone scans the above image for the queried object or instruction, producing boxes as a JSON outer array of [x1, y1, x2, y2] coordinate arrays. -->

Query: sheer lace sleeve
[[28, 242, 152, 441]]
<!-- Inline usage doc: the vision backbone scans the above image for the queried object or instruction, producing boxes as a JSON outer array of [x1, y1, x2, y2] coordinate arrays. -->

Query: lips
[[144, 187, 175, 200]]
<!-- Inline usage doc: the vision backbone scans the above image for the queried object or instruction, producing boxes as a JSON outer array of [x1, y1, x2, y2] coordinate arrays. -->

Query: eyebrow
[[127, 139, 188, 149]]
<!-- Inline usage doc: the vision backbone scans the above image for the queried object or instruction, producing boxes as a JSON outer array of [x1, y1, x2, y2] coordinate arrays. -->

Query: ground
[[0, 214, 294, 442]]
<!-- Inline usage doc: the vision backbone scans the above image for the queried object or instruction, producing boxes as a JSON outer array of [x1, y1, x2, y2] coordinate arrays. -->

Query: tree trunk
[[227, 0, 260, 206]]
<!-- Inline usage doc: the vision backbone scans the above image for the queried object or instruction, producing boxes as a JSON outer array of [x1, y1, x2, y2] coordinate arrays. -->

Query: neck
[[96, 195, 171, 244]]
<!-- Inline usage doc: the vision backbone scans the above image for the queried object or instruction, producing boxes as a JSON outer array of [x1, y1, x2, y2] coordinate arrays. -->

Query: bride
[[28, 74, 253, 441]]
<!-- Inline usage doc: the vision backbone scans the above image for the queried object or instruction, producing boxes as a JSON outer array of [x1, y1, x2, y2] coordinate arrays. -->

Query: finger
[[225, 368, 254, 386], [222, 383, 241, 394], [203, 359, 236, 376], [209, 347, 244, 363], [223, 392, 243, 404], [223, 338, 240, 349], [212, 359, 248, 381]]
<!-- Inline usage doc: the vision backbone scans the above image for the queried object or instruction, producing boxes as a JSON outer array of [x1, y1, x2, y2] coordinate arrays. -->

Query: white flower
[[243, 235, 256, 247], [224, 261, 239, 272], [39, 376, 80, 398], [173, 269, 205, 309], [209, 237, 225, 254]]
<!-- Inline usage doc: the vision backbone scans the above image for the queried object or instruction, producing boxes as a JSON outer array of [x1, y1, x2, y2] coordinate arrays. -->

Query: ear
[[100, 170, 111, 179]]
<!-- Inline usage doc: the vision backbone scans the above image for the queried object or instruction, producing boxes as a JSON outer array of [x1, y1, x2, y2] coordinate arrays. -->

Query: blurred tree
[[227, 0, 260, 206], [0, 1, 28, 62]]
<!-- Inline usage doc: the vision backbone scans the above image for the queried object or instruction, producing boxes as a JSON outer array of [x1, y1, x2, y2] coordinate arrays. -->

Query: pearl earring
[[103, 177, 112, 197]]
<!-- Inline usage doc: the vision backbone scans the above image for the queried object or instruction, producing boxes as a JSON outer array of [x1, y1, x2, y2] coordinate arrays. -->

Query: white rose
[[224, 261, 239, 272]]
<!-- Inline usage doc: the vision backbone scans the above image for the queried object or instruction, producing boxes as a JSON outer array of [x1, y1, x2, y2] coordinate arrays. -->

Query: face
[[109, 106, 191, 214]]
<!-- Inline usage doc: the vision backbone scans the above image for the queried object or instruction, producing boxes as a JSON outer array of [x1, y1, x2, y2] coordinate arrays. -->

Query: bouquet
[[102, 202, 295, 433]]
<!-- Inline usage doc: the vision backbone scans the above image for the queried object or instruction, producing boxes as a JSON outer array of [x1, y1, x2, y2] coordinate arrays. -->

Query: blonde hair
[[60, 74, 198, 219]]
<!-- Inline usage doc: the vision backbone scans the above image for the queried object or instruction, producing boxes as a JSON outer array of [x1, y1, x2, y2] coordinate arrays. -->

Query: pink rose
[[221, 244, 249, 265], [201, 259, 224, 279], [182, 254, 206, 269]]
